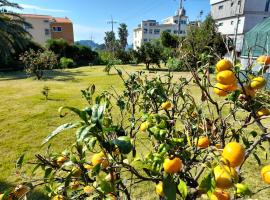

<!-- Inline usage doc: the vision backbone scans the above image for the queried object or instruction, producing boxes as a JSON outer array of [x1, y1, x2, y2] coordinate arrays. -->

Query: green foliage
[[160, 31, 179, 48], [104, 31, 116, 52], [60, 57, 75, 69], [118, 23, 128, 50], [20, 49, 58, 79], [41, 85, 50, 100]]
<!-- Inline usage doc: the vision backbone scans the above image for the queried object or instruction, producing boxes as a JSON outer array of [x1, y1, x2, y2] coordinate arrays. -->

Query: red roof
[[53, 17, 72, 23]]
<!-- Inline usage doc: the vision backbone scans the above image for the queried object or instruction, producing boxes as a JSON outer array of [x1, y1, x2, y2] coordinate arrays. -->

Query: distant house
[[133, 8, 188, 50], [210, 0, 270, 53], [21, 14, 74, 45]]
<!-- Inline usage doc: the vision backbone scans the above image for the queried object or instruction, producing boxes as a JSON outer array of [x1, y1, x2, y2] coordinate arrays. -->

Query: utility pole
[[234, 0, 242, 63], [107, 15, 118, 56], [178, 0, 184, 36]]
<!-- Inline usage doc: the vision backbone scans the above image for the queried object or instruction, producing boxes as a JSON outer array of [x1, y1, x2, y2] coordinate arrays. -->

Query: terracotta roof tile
[[53, 17, 72, 23]]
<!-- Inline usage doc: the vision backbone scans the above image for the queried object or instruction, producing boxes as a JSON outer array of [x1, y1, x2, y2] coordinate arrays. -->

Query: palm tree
[[0, 0, 32, 62]]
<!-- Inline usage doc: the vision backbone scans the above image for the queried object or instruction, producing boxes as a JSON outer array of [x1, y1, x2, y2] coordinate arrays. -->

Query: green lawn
[[0, 65, 269, 199]]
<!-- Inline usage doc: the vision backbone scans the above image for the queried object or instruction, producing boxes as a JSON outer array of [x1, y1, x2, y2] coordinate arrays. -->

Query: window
[[149, 29, 153, 34], [218, 22, 223, 26], [174, 20, 178, 24], [53, 26, 62, 32], [149, 23, 156, 26], [154, 29, 160, 34], [143, 28, 148, 34], [144, 23, 148, 26], [179, 30, 186, 34], [166, 29, 171, 33], [174, 30, 178, 34], [44, 19, 49, 23], [265, 0, 270, 12], [45, 29, 50, 35], [218, 5, 224, 10], [143, 38, 147, 42], [238, 19, 241, 23], [238, 0, 241, 5], [180, 20, 186, 25], [231, 2, 234, 7], [24, 24, 31, 30], [231, 20, 234, 25]]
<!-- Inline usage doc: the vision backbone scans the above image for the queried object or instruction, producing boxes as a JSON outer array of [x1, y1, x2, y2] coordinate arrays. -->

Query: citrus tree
[[1, 56, 270, 200]]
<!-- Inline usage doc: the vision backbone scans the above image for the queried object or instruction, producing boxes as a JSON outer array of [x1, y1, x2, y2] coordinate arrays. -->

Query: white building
[[133, 9, 188, 50], [210, 0, 270, 52]]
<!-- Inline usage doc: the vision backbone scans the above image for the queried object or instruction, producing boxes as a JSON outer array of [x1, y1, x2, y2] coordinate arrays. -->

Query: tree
[[160, 31, 179, 48], [118, 23, 128, 50], [104, 31, 116, 52], [20, 49, 58, 79], [136, 42, 162, 70], [0, 0, 32, 63]]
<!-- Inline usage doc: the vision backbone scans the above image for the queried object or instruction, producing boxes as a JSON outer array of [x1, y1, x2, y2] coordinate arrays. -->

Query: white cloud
[[73, 24, 107, 43], [20, 3, 69, 13]]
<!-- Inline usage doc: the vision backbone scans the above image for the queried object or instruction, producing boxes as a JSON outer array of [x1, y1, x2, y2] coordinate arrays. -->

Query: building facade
[[133, 9, 187, 50], [210, 0, 270, 52], [21, 14, 74, 45]]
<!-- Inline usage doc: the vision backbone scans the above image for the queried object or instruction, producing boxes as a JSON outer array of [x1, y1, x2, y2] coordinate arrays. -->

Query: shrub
[[4, 57, 270, 200], [60, 57, 75, 69], [20, 49, 58, 79]]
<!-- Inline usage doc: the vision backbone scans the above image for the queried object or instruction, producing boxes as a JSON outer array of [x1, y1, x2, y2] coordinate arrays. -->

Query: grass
[[0, 65, 269, 199]]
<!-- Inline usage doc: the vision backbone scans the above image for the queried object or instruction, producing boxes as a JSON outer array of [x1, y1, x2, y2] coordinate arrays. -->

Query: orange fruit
[[250, 76, 266, 90], [257, 55, 270, 65], [163, 157, 183, 174], [155, 182, 165, 197], [214, 83, 238, 96], [210, 189, 230, 200], [261, 165, 270, 184], [256, 108, 270, 118], [140, 121, 149, 132], [216, 70, 237, 85], [56, 156, 68, 166], [84, 186, 94, 194], [216, 59, 233, 72], [91, 152, 109, 169], [197, 137, 210, 148], [214, 165, 238, 189], [242, 85, 255, 98], [52, 195, 65, 200], [222, 142, 245, 167], [161, 101, 172, 110]]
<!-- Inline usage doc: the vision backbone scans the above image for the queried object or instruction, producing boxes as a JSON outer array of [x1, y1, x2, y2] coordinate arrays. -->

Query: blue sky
[[13, 0, 210, 44]]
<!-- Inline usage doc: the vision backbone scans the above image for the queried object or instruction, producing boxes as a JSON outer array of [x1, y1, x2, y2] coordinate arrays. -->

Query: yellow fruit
[[250, 77, 266, 90], [52, 195, 65, 200], [197, 137, 210, 148], [216, 70, 237, 85], [261, 165, 270, 184], [155, 182, 165, 197], [257, 55, 270, 65], [242, 85, 256, 97], [84, 186, 94, 194], [256, 108, 270, 118], [57, 156, 68, 166], [91, 152, 109, 169], [161, 101, 172, 110], [214, 83, 237, 96], [210, 189, 230, 200], [214, 165, 238, 189], [216, 59, 233, 72], [0, 194, 3, 200], [222, 142, 245, 167], [107, 193, 117, 200], [140, 121, 149, 132], [163, 157, 183, 174]]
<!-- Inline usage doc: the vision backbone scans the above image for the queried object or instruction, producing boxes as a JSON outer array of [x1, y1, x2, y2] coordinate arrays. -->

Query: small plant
[[104, 59, 122, 75], [20, 49, 58, 80], [41, 86, 50, 100], [60, 57, 75, 69]]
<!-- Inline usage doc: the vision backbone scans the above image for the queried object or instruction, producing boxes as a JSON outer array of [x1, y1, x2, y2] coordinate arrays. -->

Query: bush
[[60, 57, 75, 69], [20, 49, 58, 79], [4, 57, 270, 199]]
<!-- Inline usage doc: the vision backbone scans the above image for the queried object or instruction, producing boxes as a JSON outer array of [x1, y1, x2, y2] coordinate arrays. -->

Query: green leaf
[[91, 104, 106, 125], [58, 106, 89, 123], [178, 180, 188, 200], [15, 153, 25, 169], [42, 123, 78, 145], [199, 172, 215, 197], [253, 153, 261, 165], [76, 124, 95, 142], [87, 137, 97, 151], [44, 168, 53, 179], [164, 175, 177, 200], [112, 136, 133, 154], [91, 163, 101, 177], [99, 180, 113, 194]]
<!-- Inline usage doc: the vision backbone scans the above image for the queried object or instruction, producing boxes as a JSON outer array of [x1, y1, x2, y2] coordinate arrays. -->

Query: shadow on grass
[[0, 69, 88, 82], [0, 180, 49, 200]]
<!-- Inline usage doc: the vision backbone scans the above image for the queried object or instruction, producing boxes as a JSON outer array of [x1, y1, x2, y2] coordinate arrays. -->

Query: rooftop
[[21, 14, 72, 23]]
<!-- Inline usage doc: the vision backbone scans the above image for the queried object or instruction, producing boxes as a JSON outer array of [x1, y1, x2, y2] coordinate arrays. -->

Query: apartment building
[[133, 9, 188, 50], [210, 0, 270, 52], [21, 14, 74, 45]]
